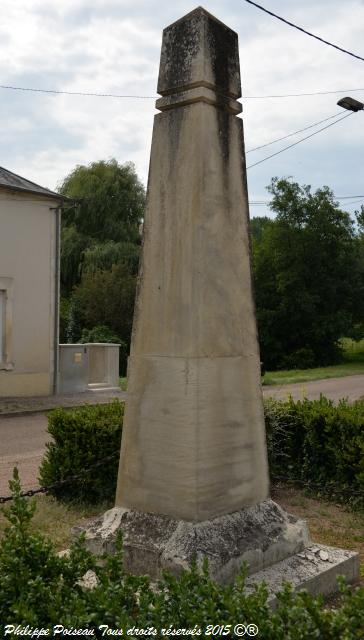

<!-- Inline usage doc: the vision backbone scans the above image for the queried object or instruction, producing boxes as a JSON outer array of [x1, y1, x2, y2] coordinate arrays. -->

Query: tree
[[250, 216, 274, 244], [252, 177, 363, 370], [59, 159, 145, 295], [57, 159, 145, 370], [68, 263, 137, 374]]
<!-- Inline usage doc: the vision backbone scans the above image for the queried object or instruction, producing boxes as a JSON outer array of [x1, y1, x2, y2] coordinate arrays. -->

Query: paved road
[[263, 374, 364, 403], [0, 413, 48, 496], [0, 375, 363, 496]]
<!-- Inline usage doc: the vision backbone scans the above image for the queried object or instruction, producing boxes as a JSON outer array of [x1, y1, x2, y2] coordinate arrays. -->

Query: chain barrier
[[1, 458, 362, 503], [0, 451, 119, 504]]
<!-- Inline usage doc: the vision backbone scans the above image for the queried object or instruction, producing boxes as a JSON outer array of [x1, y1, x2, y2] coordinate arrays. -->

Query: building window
[[0, 277, 13, 370]]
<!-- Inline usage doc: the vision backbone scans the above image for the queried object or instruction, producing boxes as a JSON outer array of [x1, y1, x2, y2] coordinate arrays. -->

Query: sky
[[1, 0, 364, 218]]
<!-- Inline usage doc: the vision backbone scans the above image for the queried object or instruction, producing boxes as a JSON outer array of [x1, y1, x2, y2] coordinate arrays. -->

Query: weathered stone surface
[[76, 569, 99, 590], [72, 500, 309, 584], [245, 544, 360, 606], [74, 8, 360, 600], [157, 7, 241, 98], [115, 6, 269, 521]]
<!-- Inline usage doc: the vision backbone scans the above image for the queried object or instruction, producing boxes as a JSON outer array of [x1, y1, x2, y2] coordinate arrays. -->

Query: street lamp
[[337, 96, 364, 112]]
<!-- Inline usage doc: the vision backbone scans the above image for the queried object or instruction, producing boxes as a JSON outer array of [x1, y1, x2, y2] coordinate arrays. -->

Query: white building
[[0, 166, 63, 397]]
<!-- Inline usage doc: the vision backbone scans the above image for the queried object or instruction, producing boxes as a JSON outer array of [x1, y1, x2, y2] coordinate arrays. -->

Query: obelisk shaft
[[115, 7, 269, 522]]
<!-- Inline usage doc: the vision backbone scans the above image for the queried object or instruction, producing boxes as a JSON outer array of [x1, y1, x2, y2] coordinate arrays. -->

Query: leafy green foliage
[[59, 296, 71, 343], [265, 397, 364, 507], [58, 159, 144, 366], [59, 159, 144, 244], [82, 240, 140, 278], [80, 325, 128, 374], [80, 325, 122, 345], [252, 178, 364, 370], [0, 469, 95, 627], [60, 224, 90, 296], [69, 263, 136, 373], [38, 402, 123, 504], [1, 472, 364, 636]]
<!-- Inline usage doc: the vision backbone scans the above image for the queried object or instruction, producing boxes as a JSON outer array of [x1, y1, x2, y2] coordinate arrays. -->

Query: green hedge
[[39, 396, 364, 509], [38, 401, 123, 503], [1, 472, 364, 638], [265, 396, 364, 507]]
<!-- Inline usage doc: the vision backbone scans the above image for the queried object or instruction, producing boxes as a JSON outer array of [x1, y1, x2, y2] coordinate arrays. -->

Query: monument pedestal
[[73, 501, 358, 600], [73, 500, 308, 582]]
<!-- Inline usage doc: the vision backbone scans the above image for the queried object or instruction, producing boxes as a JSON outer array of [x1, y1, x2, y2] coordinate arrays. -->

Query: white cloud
[[0, 0, 363, 213]]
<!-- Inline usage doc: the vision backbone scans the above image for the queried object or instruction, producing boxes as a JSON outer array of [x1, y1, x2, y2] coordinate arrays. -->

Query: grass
[[0, 494, 112, 551], [263, 338, 364, 386], [273, 485, 364, 578], [1, 488, 362, 579]]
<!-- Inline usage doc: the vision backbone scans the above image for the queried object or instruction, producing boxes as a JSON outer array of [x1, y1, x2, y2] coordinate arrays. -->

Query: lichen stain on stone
[[167, 107, 185, 177], [216, 109, 230, 164], [207, 17, 237, 98], [161, 15, 201, 93]]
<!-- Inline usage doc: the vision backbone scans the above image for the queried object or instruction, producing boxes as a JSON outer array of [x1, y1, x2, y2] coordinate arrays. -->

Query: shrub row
[[1, 471, 364, 638], [265, 396, 364, 507], [38, 401, 123, 503], [39, 396, 364, 508]]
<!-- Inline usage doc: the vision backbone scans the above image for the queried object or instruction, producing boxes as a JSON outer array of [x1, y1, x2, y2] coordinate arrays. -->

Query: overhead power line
[[246, 112, 342, 153], [1, 82, 364, 101], [0, 84, 156, 99], [249, 195, 364, 206], [247, 111, 354, 169], [243, 88, 364, 99], [340, 198, 364, 206], [243, 0, 364, 62]]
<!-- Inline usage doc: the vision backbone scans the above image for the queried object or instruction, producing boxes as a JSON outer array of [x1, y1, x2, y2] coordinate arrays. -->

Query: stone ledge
[[245, 544, 360, 606], [156, 86, 242, 115]]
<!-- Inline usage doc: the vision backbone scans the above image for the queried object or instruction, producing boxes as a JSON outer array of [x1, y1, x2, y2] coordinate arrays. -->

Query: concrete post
[[115, 6, 269, 521]]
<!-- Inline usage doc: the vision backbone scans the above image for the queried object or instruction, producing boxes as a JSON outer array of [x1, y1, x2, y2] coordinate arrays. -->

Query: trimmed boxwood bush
[[39, 401, 123, 503], [1, 471, 364, 638], [265, 396, 364, 507], [39, 397, 363, 508]]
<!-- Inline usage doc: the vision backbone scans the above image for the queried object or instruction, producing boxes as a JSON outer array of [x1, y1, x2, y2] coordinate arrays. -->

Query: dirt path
[[263, 374, 364, 403]]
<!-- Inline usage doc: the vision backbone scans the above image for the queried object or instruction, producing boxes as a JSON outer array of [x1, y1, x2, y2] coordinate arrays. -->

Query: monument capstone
[[76, 7, 359, 601]]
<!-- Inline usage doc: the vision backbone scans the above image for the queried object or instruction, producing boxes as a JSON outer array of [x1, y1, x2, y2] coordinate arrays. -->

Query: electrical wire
[[243, 87, 364, 99], [246, 112, 342, 152], [249, 195, 364, 204], [0, 84, 156, 98], [339, 198, 364, 206], [336, 195, 364, 199], [1, 82, 364, 101], [247, 111, 354, 169], [242, 0, 364, 62]]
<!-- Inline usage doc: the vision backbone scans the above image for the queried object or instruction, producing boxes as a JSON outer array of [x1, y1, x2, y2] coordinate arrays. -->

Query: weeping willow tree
[[58, 160, 145, 361], [59, 159, 145, 295]]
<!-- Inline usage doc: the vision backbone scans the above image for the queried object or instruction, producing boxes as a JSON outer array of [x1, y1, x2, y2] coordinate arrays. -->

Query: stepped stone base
[[73, 500, 359, 597], [245, 544, 359, 606], [73, 499, 310, 584]]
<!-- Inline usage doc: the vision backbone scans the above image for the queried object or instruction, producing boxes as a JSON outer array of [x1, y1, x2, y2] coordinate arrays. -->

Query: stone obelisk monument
[[116, 7, 269, 521], [80, 7, 359, 596]]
